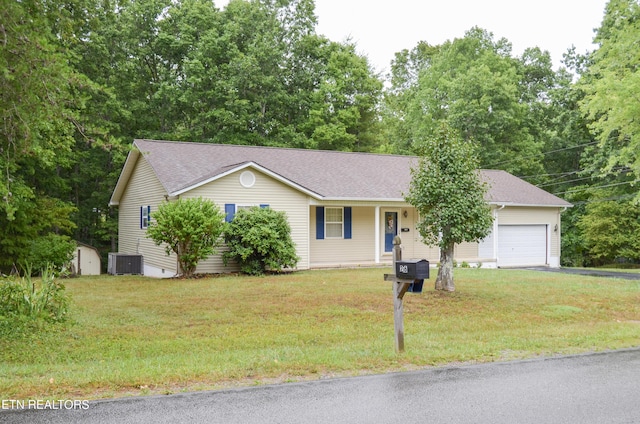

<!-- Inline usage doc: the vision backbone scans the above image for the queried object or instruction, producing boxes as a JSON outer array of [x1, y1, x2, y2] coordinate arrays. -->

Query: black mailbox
[[395, 259, 430, 279]]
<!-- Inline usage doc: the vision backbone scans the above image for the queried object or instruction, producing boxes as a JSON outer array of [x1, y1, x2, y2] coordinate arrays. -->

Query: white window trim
[[142, 206, 150, 229], [325, 206, 344, 239]]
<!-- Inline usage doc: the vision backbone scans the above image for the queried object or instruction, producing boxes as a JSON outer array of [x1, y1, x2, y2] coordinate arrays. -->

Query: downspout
[[556, 206, 568, 268]]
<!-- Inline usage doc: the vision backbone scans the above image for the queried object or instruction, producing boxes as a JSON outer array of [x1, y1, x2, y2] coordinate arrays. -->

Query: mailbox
[[395, 259, 429, 280]]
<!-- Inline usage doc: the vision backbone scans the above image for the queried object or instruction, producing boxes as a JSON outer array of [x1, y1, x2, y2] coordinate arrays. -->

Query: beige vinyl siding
[[310, 206, 375, 266], [454, 242, 479, 261], [379, 206, 440, 263], [401, 207, 485, 265], [497, 206, 561, 257], [400, 207, 440, 263], [186, 168, 310, 272], [409, 243, 441, 264], [118, 156, 177, 274]]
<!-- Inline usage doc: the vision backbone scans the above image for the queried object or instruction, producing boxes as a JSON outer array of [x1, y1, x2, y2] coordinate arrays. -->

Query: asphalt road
[[3, 348, 640, 424], [525, 267, 640, 280]]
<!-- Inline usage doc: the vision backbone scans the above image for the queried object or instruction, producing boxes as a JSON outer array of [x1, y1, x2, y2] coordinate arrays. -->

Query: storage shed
[[71, 242, 102, 276]]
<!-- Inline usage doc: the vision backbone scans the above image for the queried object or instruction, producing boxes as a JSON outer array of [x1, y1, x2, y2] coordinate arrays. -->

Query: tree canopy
[[384, 27, 556, 178], [580, 0, 640, 201], [2, 0, 639, 271]]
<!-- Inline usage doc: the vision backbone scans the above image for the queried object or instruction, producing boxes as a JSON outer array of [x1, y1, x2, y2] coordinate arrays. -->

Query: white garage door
[[497, 225, 547, 267]]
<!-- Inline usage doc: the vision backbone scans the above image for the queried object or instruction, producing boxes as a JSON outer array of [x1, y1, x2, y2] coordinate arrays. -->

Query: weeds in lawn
[[1, 267, 69, 322], [1, 268, 639, 401]]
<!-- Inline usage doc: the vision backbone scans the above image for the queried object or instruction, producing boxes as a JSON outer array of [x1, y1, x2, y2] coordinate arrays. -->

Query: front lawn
[[1, 268, 639, 400]]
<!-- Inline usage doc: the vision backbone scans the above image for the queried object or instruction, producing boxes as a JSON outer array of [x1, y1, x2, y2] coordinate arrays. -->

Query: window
[[316, 206, 352, 240], [140, 205, 151, 229], [236, 205, 255, 212], [325, 207, 344, 238], [225, 203, 269, 222]]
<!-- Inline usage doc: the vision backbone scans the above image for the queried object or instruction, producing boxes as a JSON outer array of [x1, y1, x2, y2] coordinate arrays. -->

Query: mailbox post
[[383, 236, 429, 353]]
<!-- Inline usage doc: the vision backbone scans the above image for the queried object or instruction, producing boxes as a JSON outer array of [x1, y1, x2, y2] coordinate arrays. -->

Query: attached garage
[[497, 225, 548, 267]]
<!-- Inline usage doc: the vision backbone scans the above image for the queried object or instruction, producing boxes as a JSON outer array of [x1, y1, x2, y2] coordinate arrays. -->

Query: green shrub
[[147, 198, 226, 278], [0, 267, 69, 323], [223, 207, 299, 275], [25, 234, 76, 275]]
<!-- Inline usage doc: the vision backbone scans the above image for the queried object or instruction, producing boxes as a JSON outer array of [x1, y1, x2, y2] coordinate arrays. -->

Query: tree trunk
[[436, 242, 455, 292]]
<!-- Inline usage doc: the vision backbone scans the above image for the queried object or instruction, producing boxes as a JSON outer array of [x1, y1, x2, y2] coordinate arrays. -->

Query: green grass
[[1, 268, 639, 401]]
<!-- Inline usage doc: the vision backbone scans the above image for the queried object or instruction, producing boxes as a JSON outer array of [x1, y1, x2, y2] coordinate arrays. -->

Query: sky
[[214, 0, 609, 74]]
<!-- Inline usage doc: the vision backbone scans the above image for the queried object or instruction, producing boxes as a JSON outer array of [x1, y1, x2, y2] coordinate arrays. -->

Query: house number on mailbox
[[398, 265, 409, 274]]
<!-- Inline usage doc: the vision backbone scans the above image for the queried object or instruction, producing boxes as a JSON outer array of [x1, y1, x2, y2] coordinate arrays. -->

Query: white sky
[[214, 0, 608, 74]]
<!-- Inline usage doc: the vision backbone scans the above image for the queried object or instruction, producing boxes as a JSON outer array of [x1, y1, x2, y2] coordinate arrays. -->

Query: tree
[[405, 125, 493, 291], [303, 40, 383, 152], [381, 41, 439, 153], [579, 0, 640, 202], [223, 206, 299, 275], [146, 198, 226, 277], [0, 0, 82, 273], [577, 193, 640, 265], [25, 234, 76, 274], [384, 28, 558, 177]]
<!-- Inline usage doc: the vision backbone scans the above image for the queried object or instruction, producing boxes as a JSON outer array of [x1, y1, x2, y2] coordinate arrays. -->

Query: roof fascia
[[171, 162, 324, 199], [313, 197, 406, 203], [488, 202, 573, 208]]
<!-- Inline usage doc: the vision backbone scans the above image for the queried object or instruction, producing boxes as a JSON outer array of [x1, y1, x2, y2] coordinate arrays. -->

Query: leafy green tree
[[577, 192, 640, 265], [579, 0, 640, 202], [421, 28, 537, 174], [0, 193, 75, 274], [24, 234, 76, 275], [135, 0, 383, 150], [146, 198, 226, 278], [304, 41, 383, 152], [0, 0, 113, 272], [381, 41, 439, 153], [0, 0, 77, 218], [385, 28, 559, 177], [405, 125, 493, 291], [223, 207, 299, 275]]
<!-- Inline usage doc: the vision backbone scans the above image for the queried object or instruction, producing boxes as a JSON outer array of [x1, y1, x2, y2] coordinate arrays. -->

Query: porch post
[[374, 206, 380, 263]]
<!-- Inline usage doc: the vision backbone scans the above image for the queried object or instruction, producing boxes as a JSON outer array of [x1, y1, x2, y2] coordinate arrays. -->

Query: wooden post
[[384, 236, 414, 353], [393, 284, 404, 352], [393, 237, 403, 353], [387, 235, 406, 353]]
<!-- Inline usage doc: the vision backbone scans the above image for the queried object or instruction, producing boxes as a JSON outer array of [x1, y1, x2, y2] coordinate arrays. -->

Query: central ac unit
[[108, 253, 144, 275]]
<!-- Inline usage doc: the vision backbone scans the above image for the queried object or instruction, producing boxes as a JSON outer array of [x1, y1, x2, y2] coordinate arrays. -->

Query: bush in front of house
[[147, 197, 226, 278], [223, 207, 299, 275]]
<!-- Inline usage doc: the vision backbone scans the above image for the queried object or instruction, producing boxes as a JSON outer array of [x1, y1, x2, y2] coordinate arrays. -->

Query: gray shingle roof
[[116, 139, 571, 207]]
